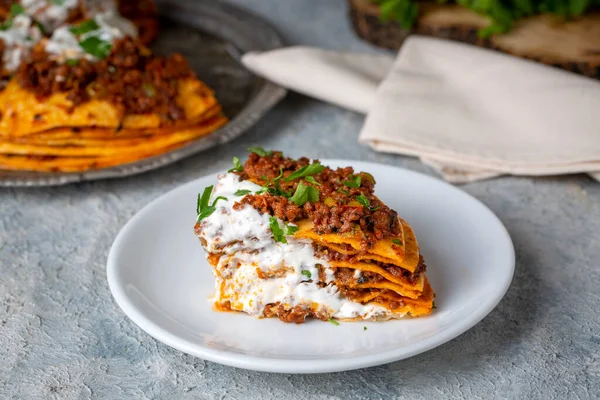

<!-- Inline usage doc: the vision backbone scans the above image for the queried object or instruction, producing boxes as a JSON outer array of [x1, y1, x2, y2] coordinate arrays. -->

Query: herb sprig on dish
[[196, 185, 227, 221], [284, 162, 324, 181], [247, 146, 273, 157], [343, 174, 361, 188], [79, 36, 112, 59], [0, 4, 25, 30], [69, 19, 100, 35], [289, 182, 319, 206], [269, 217, 299, 244], [228, 156, 244, 173]]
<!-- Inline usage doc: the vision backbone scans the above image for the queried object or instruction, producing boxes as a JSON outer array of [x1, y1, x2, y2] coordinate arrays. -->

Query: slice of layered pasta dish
[[194, 148, 435, 323]]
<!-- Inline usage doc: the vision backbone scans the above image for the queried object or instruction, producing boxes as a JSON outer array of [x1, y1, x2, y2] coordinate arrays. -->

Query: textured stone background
[[1, 0, 599, 398]]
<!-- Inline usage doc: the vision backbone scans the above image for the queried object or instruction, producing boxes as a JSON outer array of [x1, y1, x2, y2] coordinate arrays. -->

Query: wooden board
[[348, 0, 600, 79]]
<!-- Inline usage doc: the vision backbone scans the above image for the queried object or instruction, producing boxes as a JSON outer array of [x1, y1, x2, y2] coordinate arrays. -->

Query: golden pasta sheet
[[0, 114, 227, 172], [0, 78, 219, 137], [295, 218, 421, 273], [339, 278, 434, 321], [330, 261, 425, 294]]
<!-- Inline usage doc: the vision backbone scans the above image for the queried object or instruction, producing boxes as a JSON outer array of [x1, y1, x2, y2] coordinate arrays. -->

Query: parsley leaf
[[196, 185, 227, 221], [227, 156, 243, 173], [364, 326, 367, 331], [256, 169, 291, 197], [289, 182, 319, 206], [328, 318, 339, 326], [52, 0, 66, 4], [0, 4, 24, 30], [337, 188, 350, 196], [79, 36, 112, 58], [33, 19, 46, 35], [304, 176, 321, 186], [301, 270, 311, 279], [286, 224, 299, 235], [269, 218, 298, 243], [284, 162, 324, 181], [69, 19, 99, 35], [392, 239, 402, 245], [66, 59, 80, 66], [274, 168, 284, 181], [234, 189, 251, 196], [273, 180, 292, 197], [247, 146, 273, 157], [10, 4, 24, 17], [356, 193, 370, 208], [142, 83, 155, 97], [269, 217, 286, 243], [343, 174, 361, 188]]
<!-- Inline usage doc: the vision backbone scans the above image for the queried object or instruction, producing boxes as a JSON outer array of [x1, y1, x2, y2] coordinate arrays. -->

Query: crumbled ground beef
[[0, 39, 10, 89], [234, 151, 401, 245], [262, 303, 329, 324], [16, 37, 194, 121]]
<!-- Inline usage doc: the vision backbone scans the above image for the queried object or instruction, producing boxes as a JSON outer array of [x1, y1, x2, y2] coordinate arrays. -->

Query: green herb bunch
[[370, 0, 600, 38]]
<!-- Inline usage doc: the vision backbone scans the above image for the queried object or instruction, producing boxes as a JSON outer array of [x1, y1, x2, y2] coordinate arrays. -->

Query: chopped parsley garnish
[[66, 59, 80, 66], [269, 217, 285, 243], [247, 146, 273, 157], [328, 318, 339, 326], [286, 224, 299, 235], [234, 189, 251, 196], [196, 185, 227, 222], [256, 169, 291, 197], [52, 0, 66, 5], [289, 182, 319, 206], [274, 168, 284, 181], [142, 83, 155, 97], [364, 326, 367, 331], [269, 217, 298, 244], [304, 176, 321, 186], [227, 156, 243, 173], [273, 180, 291, 197], [79, 36, 112, 59], [10, 4, 24, 17], [284, 162, 324, 181], [301, 270, 311, 279], [356, 193, 371, 208], [258, 181, 290, 197], [392, 239, 402, 245], [343, 174, 361, 188], [69, 19, 99, 35], [0, 4, 25, 30], [33, 20, 46, 35], [337, 188, 350, 196]]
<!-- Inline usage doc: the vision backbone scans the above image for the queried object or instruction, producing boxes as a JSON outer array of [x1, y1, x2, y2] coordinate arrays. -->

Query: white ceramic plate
[[107, 160, 515, 373]]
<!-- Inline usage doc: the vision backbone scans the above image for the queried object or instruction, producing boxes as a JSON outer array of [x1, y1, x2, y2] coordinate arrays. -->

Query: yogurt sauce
[[22, 0, 79, 32], [197, 173, 389, 320], [45, 11, 137, 62], [0, 15, 43, 72]]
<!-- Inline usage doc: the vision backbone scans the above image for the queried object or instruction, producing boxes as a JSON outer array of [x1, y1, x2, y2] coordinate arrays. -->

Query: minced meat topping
[[233, 151, 402, 246], [16, 37, 194, 120]]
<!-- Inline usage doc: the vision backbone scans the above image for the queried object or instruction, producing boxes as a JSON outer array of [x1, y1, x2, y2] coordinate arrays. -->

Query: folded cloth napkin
[[242, 37, 600, 183]]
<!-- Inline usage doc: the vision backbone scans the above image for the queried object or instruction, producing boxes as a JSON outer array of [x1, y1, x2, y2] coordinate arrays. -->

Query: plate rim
[[0, 0, 287, 187], [107, 160, 516, 374]]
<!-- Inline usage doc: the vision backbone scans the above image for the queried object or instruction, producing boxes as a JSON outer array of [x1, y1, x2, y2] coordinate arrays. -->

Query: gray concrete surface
[[1, 0, 599, 398]]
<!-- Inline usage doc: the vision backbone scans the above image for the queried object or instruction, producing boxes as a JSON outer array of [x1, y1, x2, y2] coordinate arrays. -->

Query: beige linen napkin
[[242, 37, 600, 183]]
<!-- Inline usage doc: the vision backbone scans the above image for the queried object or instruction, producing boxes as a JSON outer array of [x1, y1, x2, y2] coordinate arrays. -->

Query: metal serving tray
[[0, 0, 286, 187]]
